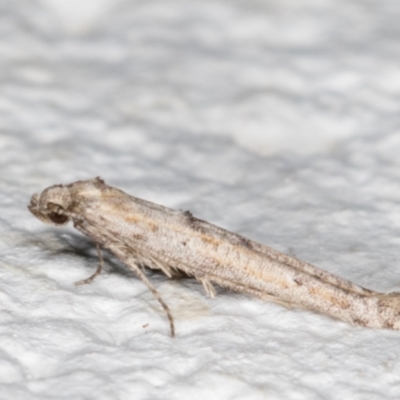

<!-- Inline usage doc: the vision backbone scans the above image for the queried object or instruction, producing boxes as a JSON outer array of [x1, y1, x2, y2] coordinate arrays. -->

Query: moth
[[28, 177, 400, 336]]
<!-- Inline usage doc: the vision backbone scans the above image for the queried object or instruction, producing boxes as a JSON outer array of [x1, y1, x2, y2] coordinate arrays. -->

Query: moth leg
[[128, 261, 175, 337], [146, 256, 173, 278], [154, 260, 173, 278], [103, 244, 175, 336], [74, 244, 104, 286], [200, 278, 216, 298]]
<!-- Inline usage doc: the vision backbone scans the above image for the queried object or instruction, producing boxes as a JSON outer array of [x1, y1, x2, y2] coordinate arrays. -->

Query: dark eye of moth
[[48, 212, 69, 224]]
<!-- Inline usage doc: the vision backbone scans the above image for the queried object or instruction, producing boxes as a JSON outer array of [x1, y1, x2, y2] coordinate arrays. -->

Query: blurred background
[[3, 0, 400, 159]]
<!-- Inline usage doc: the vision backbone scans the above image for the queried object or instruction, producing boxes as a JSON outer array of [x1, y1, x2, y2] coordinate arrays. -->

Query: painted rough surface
[[1, 1, 400, 399]]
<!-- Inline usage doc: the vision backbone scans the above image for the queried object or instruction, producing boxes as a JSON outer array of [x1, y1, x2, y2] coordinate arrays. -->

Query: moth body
[[28, 178, 400, 335]]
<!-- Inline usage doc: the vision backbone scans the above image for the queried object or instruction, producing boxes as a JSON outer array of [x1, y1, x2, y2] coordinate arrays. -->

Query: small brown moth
[[28, 177, 400, 336]]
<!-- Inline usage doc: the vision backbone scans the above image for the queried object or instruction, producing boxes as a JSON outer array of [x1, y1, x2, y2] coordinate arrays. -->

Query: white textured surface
[[1, 1, 400, 399]]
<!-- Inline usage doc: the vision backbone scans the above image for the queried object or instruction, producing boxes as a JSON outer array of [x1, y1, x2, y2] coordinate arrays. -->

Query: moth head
[[28, 184, 72, 226]]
